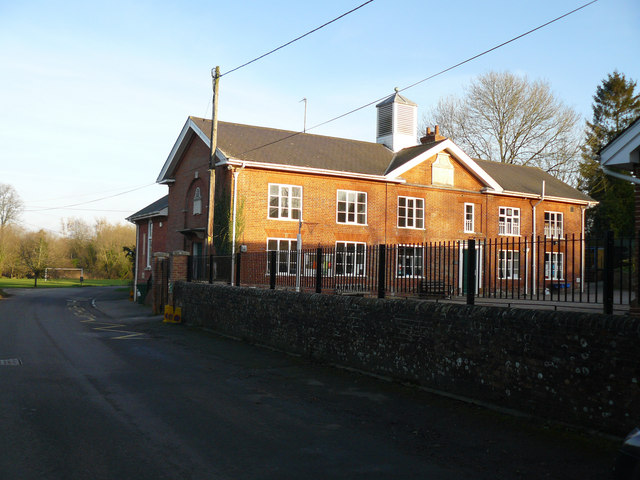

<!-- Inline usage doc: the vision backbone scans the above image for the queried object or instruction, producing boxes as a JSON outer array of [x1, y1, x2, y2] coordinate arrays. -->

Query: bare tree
[[422, 72, 582, 184], [0, 183, 24, 228], [19, 231, 50, 287]]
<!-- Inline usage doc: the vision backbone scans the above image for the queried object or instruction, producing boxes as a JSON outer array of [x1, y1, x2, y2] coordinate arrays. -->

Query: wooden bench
[[418, 280, 453, 299], [335, 284, 369, 297]]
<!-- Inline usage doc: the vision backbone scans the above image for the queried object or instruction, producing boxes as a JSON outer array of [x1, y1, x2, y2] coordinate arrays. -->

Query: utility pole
[[207, 66, 220, 256]]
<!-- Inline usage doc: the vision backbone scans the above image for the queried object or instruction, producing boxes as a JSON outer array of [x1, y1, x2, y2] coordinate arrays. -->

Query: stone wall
[[173, 282, 639, 435]]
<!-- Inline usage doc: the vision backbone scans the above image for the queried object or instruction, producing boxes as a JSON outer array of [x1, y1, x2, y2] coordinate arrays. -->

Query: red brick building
[[133, 92, 596, 292], [126, 195, 168, 301]]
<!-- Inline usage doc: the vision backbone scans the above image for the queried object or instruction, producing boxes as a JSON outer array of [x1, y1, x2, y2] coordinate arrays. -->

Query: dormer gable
[[384, 138, 503, 193]]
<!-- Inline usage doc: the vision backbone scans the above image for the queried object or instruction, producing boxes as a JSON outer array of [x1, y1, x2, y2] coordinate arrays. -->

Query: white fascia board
[[494, 190, 596, 206], [385, 139, 503, 192], [224, 158, 404, 184], [156, 118, 212, 183], [600, 121, 640, 169], [126, 207, 169, 223]]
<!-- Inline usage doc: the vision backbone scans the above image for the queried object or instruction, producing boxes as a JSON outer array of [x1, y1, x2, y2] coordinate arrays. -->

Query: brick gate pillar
[[151, 252, 170, 315], [169, 250, 190, 305]]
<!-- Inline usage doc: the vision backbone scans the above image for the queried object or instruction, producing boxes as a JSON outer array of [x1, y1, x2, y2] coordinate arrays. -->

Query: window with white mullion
[[545, 252, 564, 280], [397, 196, 424, 229], [498, 207, 520, 236], [337, 190, 367, 225], [544, 211, 563, 238], [146, 220, 153, 268], [464, 203, 475, 233], [498, 250, 520, 279], [335, 242, 366, 276], [266, 238, 298, 275], [397, 245, 424, 278], [268, 184, 302, 221]]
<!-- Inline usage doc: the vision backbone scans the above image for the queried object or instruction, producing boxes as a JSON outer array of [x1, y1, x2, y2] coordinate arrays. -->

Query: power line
[[25, 183, 156, 212], [24, 183, 158, 205], [238, 0, 598, 156], [220, 0, 374, 78]]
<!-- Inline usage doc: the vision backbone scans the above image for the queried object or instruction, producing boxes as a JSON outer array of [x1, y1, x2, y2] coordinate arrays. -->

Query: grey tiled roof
[[185, 118, 593, 203], [127, 195, 168, 222], [189, 117, 393, 176], [473, 159, 593, 202], [384, 140, 446, 175]]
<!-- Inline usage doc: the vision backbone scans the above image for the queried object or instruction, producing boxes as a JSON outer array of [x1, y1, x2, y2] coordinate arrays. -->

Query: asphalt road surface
[[0, 287, 619, 479]]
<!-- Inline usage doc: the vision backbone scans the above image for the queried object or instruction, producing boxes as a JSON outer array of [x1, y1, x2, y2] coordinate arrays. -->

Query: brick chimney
[[420, 125, 446, 144]]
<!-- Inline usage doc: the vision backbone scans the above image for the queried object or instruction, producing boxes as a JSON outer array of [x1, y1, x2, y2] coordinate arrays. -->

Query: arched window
[[193, 187, 202, 215]]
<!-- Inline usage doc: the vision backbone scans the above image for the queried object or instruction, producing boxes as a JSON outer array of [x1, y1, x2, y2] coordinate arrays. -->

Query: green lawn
[[0, 278, 131, 289]]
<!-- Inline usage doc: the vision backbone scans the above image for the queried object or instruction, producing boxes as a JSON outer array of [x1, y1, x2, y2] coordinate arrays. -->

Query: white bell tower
[[376, 88, 418, 152]]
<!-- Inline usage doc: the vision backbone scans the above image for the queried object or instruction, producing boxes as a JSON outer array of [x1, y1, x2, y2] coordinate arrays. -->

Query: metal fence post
[[378, 244, 386, 299], [604, 230, 614, 314], [466, 239, 476, 305], [269, 250, 277, 290], [235, 251, 241, 286], [208, 255, 214, 284], [315, 247, 323, 294]]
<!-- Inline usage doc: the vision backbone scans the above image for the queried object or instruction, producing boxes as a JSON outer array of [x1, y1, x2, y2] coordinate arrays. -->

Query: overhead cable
[[238, 0, 599, 156], [220, 0, 375, 78]]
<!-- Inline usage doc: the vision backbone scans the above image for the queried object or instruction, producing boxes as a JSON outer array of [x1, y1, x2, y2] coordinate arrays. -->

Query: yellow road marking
[[67, 302, 147, 340]]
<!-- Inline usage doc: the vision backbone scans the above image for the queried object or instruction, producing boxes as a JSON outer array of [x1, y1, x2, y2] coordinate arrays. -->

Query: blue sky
[[1, 0, 638, 234]]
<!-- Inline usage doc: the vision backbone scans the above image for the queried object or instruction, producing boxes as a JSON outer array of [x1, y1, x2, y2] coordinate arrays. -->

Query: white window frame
[[336, 190, 367, 225], [498, 250, 520, 280], [396, 245, 424, 278], [193, 187, 202, 215], [266, 238, 298, 276], [545, 252, 564, 280], [544, 211, 564, 238], [268, 184, 302, 221], [146, 220, 153, 268], [397, 196, 425, 229], [335, 241, 366, 276], [498, 207, 520, 236], [302, 251, 333, 277], [464, 203, 475, 233]]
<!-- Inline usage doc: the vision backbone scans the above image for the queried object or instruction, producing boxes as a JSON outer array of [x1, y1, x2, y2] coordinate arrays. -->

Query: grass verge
[[0, 278, 131, 289]]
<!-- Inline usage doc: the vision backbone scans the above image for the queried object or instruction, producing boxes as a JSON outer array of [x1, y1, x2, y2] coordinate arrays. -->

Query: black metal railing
[[185, 233, 635, 312]]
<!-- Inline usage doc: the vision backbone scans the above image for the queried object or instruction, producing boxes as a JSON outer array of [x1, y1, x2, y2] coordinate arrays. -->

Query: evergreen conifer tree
[[579, 71, 640, 237]]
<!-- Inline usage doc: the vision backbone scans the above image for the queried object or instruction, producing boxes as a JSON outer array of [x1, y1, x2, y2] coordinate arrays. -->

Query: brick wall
[[174, 282, 639, 436], [133, 216, 168, 284], [167, 137, 211, 253]]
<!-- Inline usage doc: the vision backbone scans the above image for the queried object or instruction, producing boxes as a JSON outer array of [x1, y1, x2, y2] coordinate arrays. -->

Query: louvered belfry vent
[[396, 104, 414, 135], [377, 104, 393, 137], [376, 88, 418, 152]]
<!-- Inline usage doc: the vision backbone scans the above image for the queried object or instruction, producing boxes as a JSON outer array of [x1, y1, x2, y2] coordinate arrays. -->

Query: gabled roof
[[126, 195, 168, 223], [599, 116, 640, 170], [385, 139, 504, 192], [473, 159, 594, 203], [157, 117, 393, 182], [156, 116, 594, 204]]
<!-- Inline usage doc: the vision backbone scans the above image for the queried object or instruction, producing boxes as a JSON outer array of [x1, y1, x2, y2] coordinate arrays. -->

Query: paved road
[[0, 287, 618, 479]]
